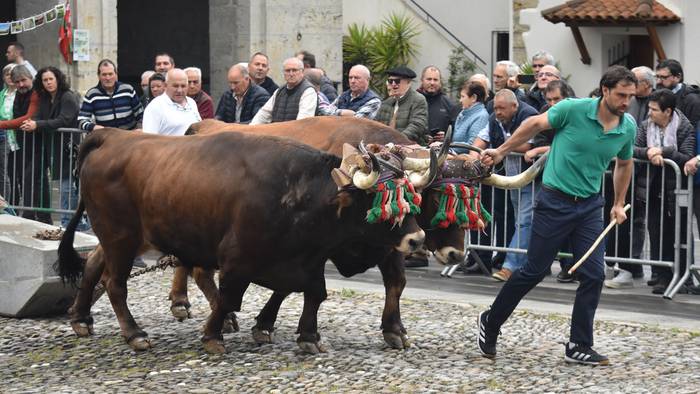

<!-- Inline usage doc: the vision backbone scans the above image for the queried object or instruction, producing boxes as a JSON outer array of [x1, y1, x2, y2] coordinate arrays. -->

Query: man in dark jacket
[[655, 59, 700, 128], [248, 52, 279, 96], [626, 66, 655, 124], [524, 65, 560, 112], [215, 63, 270, 124], [417, 65, 458, 141]]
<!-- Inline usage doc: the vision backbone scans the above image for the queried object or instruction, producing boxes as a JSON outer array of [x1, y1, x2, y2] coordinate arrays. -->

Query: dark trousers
[[640, 186, 687, 282], [486, 187, 605, 347], [472, 184, 514, 270]]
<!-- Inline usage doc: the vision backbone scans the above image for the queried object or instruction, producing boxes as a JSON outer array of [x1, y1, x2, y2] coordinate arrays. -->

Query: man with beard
[[477, 66, 636, 366], [248, 52, 279, 96], [418, 66, 458, 143]]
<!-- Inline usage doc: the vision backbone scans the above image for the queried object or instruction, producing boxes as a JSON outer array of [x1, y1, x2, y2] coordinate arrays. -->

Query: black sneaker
[[477, 309, 498, 359], [556, 271, 575, 283], [564, 342, 609, 366]]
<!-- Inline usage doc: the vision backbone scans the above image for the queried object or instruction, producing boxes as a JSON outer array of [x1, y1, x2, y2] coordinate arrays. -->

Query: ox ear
[[332, 191, 354, 218], [343, 143, 359, 158]]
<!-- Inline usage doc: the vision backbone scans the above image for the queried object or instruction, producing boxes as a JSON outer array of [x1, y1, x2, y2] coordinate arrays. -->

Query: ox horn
[[449, 142, 483, 155], [359, 140, 403, 177], [408, 148, 438, 189], [481, 152, 549, 189], [437, 126, 454, 167], [352, 149, 381, 190]]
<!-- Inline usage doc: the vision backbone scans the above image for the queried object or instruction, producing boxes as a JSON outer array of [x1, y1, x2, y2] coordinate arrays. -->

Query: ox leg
[[102, 247, 152, 351], [378, 250, 411, 349], [68, 246, 106, 337], [201, 265, 250, 354], [296, 274, 328, 354], [169, 265, 192, 321], [192, 267, 239, 333], [251, 291, 290, 344]]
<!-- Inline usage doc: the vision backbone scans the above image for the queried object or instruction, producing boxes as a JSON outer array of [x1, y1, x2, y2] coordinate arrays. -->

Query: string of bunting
[[0, 3, 66, 36]]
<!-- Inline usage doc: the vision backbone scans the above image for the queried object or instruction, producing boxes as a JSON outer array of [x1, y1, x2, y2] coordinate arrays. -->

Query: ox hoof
[[127, 336, 152, 351], [203, 339, 226, 354], [297, 341, 328, 354], [383, 332, 411, 349], [252, 327, 275, 345], [223, 314, 239, 334], [71, 321, 94, 337], [170, 305, 191, 321]]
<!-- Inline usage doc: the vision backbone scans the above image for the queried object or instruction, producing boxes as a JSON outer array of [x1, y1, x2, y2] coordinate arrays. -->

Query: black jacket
[[34, 89, 81, 179], [674, 84, 700, 128], [418, 89, 458, 135], [215, 83, 270, 124]]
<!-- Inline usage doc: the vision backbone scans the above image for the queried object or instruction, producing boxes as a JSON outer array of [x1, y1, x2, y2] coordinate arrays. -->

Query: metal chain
[[91, 255, 179, 297]]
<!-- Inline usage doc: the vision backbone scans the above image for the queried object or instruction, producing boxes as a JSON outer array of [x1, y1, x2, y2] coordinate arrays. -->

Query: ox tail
[[75, 129, 110, 174], [55, 200, 87, 286]]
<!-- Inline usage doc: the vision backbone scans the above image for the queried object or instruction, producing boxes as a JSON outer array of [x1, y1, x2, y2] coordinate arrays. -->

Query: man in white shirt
[[143, 68, 201, 136], [5, 42, 36, 77], [250, 57, 318, 124]]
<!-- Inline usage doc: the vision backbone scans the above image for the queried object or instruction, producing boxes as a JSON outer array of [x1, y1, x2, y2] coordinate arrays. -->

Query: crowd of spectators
[[0, 41, 698, 294]]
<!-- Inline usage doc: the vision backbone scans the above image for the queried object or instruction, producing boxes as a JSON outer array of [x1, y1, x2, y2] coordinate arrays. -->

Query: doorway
[[116, 0, 210, 95]]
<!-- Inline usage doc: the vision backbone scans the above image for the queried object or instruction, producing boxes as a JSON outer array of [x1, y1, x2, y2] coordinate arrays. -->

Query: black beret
[[386, 65, 416, 79]]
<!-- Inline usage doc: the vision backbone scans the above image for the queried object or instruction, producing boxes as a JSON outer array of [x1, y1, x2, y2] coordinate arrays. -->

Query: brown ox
[[174, 117, 543, 348], [58, 129, 426, 353]]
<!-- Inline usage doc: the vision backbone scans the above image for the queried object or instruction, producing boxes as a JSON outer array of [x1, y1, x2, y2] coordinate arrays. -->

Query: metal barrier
[[0, 127, 87, 226], [444, 152, 696, 300]]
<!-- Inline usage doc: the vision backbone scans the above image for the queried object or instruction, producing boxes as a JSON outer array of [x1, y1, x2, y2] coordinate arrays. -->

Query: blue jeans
[[60, 177, 90, 231], [486, 187, 605, 347], [502, 184, 536, 272]]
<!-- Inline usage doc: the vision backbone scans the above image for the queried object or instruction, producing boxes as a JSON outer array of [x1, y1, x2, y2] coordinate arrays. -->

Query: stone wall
[[512, 0, 538, 66]]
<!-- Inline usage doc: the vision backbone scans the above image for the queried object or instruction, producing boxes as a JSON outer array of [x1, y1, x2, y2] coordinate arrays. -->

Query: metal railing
[[443, 153, 695, 300], [0, 127, 87, 227]]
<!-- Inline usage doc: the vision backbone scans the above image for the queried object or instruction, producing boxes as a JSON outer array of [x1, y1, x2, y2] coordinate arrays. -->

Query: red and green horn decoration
[[430, 184, 491, 230], [367, 178, 422, 225]]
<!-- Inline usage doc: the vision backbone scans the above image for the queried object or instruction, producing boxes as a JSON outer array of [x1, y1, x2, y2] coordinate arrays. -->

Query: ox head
[[400, 138, 547, 265], [331, 143, 425, 255]]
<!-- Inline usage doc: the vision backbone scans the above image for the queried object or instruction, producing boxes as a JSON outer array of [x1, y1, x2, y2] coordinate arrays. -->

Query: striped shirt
[[78, 81, 144, 131]]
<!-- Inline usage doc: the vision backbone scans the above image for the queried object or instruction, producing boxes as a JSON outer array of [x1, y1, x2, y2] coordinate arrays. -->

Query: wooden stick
[[568, 204, 631, 274]]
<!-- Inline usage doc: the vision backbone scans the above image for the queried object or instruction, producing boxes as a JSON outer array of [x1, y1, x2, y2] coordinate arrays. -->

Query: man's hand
[[481, 148, 504, 167], [650, 154, 664, 167], [524, 149, 538, 163], [684, 157, 698, 176], [610, 204, 628, 225], [93, 125, 104, 130], [646, 147, 662, 160], [19, 119, 36, 132]]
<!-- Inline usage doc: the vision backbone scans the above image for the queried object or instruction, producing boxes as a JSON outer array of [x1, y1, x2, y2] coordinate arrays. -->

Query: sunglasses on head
[[387, 78, 402, 85]]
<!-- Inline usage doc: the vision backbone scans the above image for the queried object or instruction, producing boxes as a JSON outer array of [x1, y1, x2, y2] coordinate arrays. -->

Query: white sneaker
[[604, 269, 633, 289]]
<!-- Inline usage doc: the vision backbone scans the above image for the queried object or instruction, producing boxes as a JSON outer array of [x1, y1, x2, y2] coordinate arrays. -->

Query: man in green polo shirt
[[476, 65, 636, 366]]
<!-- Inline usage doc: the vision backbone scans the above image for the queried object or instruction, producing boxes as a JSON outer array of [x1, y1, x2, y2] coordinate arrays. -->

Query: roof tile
[[542, 0, 680, 25]]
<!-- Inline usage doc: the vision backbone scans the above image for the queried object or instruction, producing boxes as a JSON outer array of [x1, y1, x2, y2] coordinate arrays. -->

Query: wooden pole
[[568, 204, 631, 274]]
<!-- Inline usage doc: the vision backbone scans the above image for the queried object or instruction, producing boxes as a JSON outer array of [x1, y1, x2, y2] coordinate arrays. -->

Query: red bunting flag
[[58, 2, 72, 64]]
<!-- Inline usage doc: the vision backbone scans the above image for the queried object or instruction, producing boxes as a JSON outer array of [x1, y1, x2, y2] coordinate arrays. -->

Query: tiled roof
[[542, 0, 680, 25]]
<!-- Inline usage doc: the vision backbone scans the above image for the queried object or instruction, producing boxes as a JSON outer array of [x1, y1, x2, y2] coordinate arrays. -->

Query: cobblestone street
[[1, 268, 699, 393]]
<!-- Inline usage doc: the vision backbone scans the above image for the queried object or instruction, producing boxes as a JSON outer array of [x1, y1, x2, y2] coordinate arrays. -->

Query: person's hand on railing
[[646, 147, 664, 166], [684, 156, 699, 176], [19, 119, 37, 132], [481, 148, 504, 167], [524, 149, 538, 163]]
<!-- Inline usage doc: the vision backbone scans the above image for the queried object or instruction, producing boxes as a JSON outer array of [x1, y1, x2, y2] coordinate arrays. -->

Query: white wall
[[342, 0, 509, 94]]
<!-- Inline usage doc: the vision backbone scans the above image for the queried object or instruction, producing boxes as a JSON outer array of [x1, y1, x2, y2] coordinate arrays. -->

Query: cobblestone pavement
[[1, 269, 699, 393]]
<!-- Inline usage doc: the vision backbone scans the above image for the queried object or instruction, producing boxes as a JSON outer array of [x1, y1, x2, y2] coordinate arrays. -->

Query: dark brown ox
[[57, 129, 425, 353], [177, 117, 544, 348]]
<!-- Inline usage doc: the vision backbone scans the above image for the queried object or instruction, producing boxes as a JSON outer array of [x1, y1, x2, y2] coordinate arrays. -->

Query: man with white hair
[[185, 67, 214, 119], [330, 64, 381, 119], [215, 63, 270, 124], [627, 65, 655, 123], [474, 89, 538, 281], [469, 73, 494, 103], [525, 64, 561, 111], [488, 61, 525, 113], [143, 68, 201, 136], [251, 57, 318, 124]]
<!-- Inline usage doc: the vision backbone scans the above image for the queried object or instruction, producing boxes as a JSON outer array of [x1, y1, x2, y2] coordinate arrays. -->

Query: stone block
[[0, 215, 98, 317]]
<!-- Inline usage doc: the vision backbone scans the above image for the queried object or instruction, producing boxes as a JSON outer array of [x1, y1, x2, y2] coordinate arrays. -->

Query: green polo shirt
[[543, 97, 635, 198]]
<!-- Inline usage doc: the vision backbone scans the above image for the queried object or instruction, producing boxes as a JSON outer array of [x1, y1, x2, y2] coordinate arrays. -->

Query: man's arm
[[402, 98, 428, 143], [296, 88, 318, 119], [481, 112, 551, 166], [611, 157, 633, 224], [0, 92, 39, 129]]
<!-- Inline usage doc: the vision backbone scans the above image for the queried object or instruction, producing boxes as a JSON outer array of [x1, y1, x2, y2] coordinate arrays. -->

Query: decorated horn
[[481, 151, 548, 189], [352, 150, 381, 189], [410, 148, 439, 189], [437, 126, 454, 166]]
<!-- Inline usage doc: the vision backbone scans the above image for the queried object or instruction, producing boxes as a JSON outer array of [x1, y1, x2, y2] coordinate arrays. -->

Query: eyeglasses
[[655, 74, 673, 80], [283, 68, 302, 74], [387, 78, 402, 85], [532, 63, 545, 69], [536, 72, 558, 79]]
